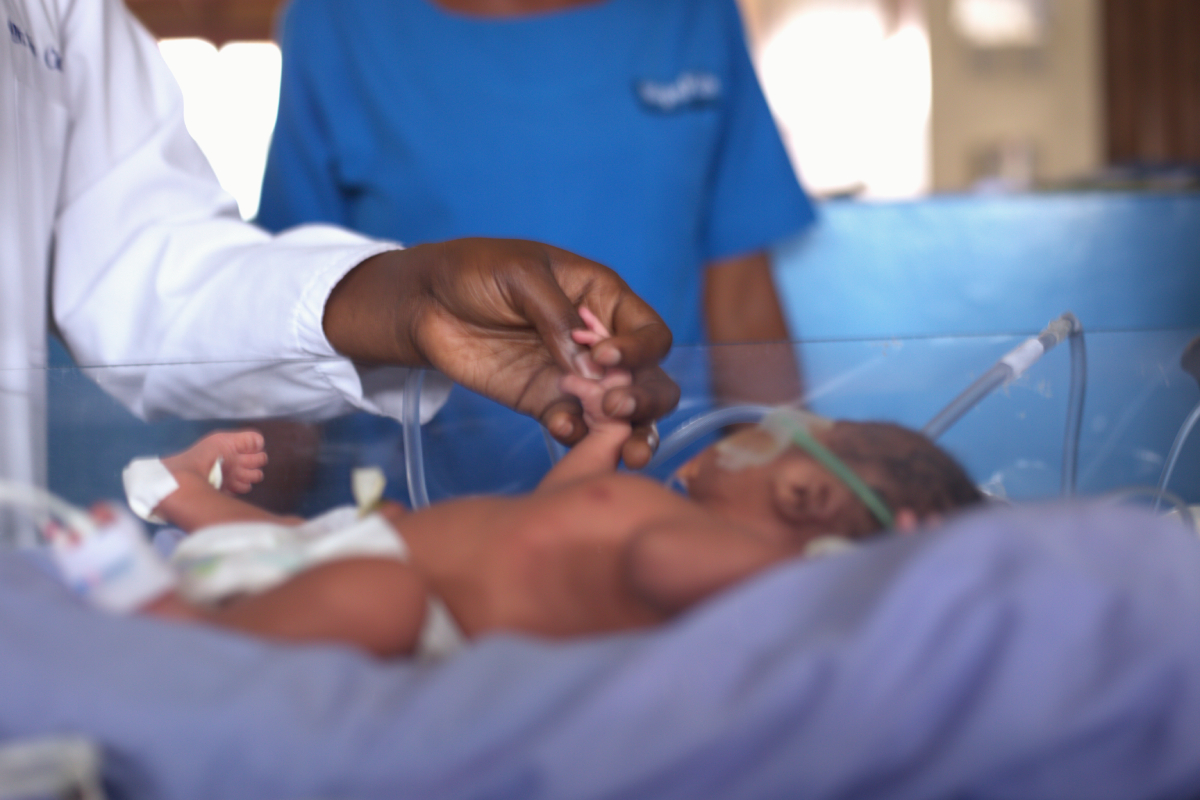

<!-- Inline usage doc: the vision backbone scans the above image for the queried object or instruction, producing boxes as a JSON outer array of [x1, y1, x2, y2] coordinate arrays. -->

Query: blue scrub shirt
[[258, 0, 815, 499]]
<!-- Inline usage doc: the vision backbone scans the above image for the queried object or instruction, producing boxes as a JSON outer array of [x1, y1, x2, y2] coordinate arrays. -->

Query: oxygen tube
[[922, 312, 1087, 497]]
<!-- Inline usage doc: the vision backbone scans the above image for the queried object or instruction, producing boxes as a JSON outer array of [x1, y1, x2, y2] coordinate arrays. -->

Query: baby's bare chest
[[460, 477, 689, 634]]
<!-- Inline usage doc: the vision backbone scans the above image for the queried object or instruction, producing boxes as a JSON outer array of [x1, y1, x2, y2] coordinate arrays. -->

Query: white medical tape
[[352, 466, 386, 516], [52, 508, 176, 614], [208, 458, 223, 491], [122, 458, 179, 524], [417, 595, 466, 661], [123, 456, 223, 524], [999, 339, 1045, 379]]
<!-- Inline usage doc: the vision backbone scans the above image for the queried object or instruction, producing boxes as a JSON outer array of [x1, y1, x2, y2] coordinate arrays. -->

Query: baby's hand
[[564, 307, 632, 434], [571, 306, 613, 348]]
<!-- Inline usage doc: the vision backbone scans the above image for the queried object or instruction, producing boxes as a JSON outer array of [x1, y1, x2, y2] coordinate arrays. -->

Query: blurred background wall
[[125, 0, 1200, 213], [924, 0, 1103, 192]]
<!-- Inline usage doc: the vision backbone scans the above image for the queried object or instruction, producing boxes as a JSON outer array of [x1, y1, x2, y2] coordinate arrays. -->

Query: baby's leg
[[148, 558, 429, 659], [154, 431, 297, 532], [162, 429, 267, 494]]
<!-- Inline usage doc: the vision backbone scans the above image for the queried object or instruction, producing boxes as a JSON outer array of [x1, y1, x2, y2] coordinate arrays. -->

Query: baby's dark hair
[[824, 421, 984, 530]]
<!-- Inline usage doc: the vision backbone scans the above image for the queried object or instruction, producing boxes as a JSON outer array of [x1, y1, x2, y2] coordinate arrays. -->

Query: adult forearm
[[322, 247, 432, 366], [704, 251, 804, 405]]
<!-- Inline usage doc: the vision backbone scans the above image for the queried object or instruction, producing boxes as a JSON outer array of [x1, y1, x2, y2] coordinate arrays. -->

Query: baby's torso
[[394, 473, 703, 638]]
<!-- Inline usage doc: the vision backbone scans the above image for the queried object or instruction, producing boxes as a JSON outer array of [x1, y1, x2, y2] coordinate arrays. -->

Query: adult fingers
[[601, 365, 681, 426], [583, 288, 672, 372], [541, 244, 671, 374], [540, 396, 587, 446], [621, 423, 659, 470], [591, 321, 674, 373], [494, 248, 610, 380]]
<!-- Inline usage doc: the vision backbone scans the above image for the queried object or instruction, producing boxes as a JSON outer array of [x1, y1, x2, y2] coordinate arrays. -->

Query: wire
[[1154, 400, 1200, 513], [0, 480, 96, 545], [1105, 486, 1196, 531], [1062, 328, 1087, 497], [921, 363, 1012, 442]]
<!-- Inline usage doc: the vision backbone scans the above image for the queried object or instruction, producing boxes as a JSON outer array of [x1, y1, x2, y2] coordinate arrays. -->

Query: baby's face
[[675, 425, 871, 547]]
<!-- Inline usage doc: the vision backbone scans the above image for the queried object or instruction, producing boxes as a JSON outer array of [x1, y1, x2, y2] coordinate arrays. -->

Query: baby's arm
[[150, 430, 298, 532], [624, 516, 795, 613], [539, 309, 633, 490]]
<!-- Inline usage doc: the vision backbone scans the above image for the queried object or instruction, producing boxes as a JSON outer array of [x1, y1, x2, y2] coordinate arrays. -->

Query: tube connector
[[1037, 311, 1082, 351]]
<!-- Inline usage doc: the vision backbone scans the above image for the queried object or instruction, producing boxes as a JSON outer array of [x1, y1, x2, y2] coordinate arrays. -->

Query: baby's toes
[[225, 467, 264, 494], [230, 430, 266, 456], [242, 451, 269, 470]]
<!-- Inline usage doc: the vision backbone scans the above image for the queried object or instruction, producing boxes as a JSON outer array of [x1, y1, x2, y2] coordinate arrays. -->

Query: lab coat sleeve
[[49, 0, 437, 422]]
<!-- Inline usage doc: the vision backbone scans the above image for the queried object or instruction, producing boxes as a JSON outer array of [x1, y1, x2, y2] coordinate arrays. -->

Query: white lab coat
[[1, 0, 442, 508]]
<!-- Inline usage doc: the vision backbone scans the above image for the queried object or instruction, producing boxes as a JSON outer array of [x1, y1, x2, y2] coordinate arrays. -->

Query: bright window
[[753, 0, 932, 199], [158, 39, 282, 220]]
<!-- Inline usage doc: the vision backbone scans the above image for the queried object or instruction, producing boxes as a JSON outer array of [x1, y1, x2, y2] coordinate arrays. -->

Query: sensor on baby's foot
[[51, 504, 176, 613]]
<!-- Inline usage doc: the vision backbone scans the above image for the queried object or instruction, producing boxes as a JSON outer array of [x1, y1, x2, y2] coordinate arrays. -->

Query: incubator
[[0, 319, 1193, 550], [1, 323, 1200, 800]]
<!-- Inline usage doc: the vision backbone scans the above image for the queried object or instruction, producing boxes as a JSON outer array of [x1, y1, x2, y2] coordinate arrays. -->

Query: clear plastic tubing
[[1062, 330, 1087, 497], [920, 363, 1012, 442], [403, 368, 431, 510], [1154, 400, 1200, 513], [922, 312, 1085, 497], [641, 404, 774, 474]]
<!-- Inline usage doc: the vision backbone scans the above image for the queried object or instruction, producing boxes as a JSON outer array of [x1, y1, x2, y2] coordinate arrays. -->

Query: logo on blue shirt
[[8, 19, 62, 71], [635, 71, 721, 113]]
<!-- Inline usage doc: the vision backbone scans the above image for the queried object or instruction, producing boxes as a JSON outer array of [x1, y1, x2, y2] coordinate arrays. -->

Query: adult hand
[[322, 239, 679, 468]]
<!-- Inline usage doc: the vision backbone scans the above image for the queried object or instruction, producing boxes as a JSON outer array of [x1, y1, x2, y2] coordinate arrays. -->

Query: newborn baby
[[121, 310, 982, 658]]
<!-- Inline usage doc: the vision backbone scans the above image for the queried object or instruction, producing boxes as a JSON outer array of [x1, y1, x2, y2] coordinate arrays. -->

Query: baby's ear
[[772, 459, 843, 527]]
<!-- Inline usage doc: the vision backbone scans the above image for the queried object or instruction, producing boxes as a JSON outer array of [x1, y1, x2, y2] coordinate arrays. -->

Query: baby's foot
[[162, 430, 267, 495]]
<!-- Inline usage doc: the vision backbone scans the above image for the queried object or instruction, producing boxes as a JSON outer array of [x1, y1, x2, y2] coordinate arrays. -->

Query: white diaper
[[171, 506, 465, 660]]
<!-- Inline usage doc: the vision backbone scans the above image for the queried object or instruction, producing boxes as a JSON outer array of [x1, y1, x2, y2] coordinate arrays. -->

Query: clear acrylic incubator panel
[[27, 327, 1200, 523]]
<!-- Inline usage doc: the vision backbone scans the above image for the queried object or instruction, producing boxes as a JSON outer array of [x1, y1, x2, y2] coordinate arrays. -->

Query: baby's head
[[677, 410, 983, 550]]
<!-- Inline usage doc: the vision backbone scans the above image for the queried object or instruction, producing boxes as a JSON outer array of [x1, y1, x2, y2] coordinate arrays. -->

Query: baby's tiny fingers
[[578, 306, 612, 339], [598, 369, 633, 390], [560, 373, 599, 397]]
